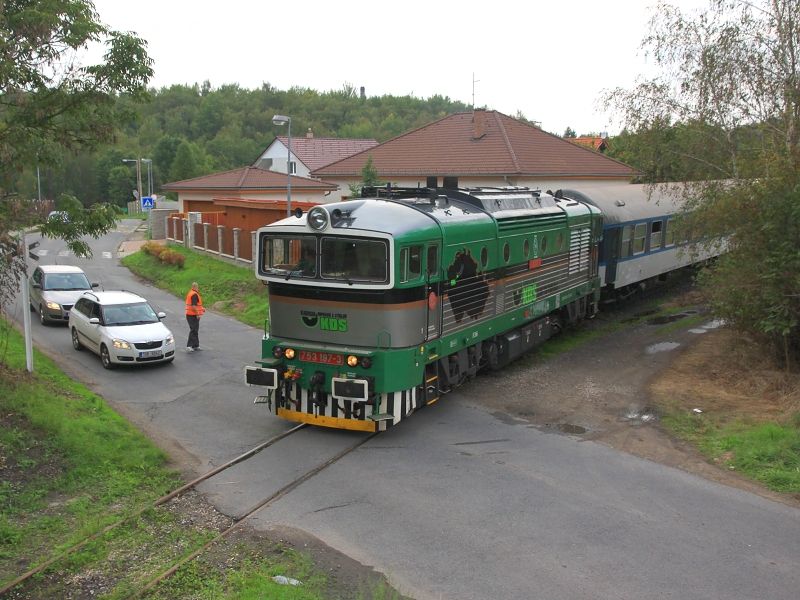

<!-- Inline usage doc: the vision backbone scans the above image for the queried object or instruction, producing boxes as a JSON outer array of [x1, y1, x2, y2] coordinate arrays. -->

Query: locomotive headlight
[[272, 347, 284, 358], [346, 355, 359, 367], [307, 206, 329, 230], [360, 356, 372, 369], [284, 348, 296, 359]]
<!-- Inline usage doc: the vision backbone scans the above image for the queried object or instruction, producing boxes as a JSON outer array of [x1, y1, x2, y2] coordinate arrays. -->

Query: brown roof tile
[[162, 166, 337, 191], [271, 136, 379, 170], [313, 111, 636, 178]]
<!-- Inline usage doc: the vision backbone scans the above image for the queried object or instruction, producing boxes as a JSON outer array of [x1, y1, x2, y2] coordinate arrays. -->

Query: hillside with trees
[[13, 83, 472, 207]]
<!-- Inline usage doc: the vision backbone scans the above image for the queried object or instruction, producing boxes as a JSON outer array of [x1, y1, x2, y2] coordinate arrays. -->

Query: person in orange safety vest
[[185, 281, 205, 352]]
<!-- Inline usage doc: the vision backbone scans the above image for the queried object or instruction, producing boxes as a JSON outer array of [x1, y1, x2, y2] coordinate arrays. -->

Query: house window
[[289, 161, 297, 175], [426, 176, 438, 188]]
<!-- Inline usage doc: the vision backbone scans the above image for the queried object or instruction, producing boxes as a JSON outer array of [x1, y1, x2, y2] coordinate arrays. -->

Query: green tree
[[107, 166, 134, 207], [0, 0, 152, 314], [606, 0, 800, 366], [348, 155, 383, 197], [563, 126, 577, 138]]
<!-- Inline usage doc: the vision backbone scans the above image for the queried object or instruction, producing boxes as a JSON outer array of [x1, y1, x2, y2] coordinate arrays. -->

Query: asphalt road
[[9, 222, 800, 600]]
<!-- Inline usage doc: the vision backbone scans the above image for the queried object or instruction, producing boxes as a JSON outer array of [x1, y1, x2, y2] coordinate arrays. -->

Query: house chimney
[[306, 128, 313, 139], [472, 109, 487, 140]]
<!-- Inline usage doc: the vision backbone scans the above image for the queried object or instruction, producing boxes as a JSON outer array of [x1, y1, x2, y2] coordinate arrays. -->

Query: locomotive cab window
[[322, 237, 388, 283], [260, 235, 317, 278], [426, 245, 439, 277], [400, 245, 423, 283]]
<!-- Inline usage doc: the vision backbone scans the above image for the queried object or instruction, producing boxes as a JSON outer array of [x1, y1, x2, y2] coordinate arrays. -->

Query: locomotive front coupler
[[310, 371, 327, 410]]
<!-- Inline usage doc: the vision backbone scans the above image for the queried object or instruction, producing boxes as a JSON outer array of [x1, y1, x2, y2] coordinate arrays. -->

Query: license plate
[[299, 350, 343, 365], [139, 350, 163, 359]]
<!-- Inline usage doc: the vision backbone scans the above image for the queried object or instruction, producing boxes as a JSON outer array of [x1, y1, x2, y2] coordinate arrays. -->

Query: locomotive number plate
[[299, 350, 343, 365]]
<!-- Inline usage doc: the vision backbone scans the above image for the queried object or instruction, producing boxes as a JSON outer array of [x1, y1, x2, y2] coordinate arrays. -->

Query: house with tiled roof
[[312, 110, 637, 201], [255, 130, 379, 178], [161, 165, 337, 231], [571, 135, 610, 153]]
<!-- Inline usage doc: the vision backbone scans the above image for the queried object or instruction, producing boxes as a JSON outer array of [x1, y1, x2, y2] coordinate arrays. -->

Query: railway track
[[1, 423, 375, 597]]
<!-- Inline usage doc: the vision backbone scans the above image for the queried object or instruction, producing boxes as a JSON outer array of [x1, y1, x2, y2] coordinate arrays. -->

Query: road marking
[[38, 249, 48, 256], [58, 250, 70, 257], [102, 252, 112, 259]]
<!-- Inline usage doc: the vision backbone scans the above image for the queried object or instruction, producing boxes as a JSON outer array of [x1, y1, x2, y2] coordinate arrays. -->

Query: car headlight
[[165, 334, 174, 345], [112, 339, 131, 350], [45, 301, 61, 310]]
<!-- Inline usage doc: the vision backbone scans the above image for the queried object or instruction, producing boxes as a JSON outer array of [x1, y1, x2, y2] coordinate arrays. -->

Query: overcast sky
[[90, 0, 708, 136]]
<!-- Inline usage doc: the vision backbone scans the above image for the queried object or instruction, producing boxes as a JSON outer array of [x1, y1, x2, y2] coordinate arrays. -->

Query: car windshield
[[43, 273, 91, 291], [102, 302, 159, 326]]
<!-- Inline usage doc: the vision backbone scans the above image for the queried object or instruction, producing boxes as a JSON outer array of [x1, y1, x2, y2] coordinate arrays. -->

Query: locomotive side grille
[[569, 227, 591, 275], [497, 215, 565, 233]]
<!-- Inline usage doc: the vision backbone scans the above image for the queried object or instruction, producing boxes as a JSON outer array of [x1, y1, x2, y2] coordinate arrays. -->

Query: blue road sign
[[141, 196, 154, 210]]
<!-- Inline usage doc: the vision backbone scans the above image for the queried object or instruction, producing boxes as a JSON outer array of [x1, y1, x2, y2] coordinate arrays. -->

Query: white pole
[[20, 230, 33, 372]]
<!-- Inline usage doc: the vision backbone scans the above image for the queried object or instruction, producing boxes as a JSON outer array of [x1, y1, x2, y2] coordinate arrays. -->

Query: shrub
[[140, 243, 184, 268]]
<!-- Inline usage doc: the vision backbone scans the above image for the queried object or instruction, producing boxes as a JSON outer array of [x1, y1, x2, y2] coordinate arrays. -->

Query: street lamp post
[[142, 158, 153, 198], [272, 114, 292, 217], [122, 158, 143, 212]]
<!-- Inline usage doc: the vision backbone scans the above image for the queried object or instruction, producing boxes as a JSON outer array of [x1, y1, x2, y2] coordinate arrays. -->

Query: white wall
[[257, 141, 310, 178]]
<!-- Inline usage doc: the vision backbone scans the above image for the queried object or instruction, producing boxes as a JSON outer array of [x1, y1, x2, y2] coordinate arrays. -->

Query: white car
[[69, 290, 175, 369]]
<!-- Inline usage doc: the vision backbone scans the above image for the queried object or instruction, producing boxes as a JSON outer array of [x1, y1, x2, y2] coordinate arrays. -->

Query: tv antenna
[[472, 72, 480, 108]]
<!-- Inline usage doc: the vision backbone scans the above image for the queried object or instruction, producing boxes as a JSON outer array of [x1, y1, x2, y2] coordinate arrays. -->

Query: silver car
[[69, 290, 175, 369], [29, 265, 98, 325]]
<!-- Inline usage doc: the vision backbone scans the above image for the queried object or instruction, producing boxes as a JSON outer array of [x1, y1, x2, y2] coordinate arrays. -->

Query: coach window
[[664, 218, 675, 246], [620, 225, 633, 258], [633, 223, 647, 254], [650, 220, 663, 249]]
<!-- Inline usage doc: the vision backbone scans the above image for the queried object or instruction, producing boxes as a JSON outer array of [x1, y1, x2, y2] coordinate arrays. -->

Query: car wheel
[[39, 305, 48, 325], [71, 328, 83, 351], [100, 344, 115, 370]]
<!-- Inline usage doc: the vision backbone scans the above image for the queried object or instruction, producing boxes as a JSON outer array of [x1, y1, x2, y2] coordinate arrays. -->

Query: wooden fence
[[166, 213, 256, 265]]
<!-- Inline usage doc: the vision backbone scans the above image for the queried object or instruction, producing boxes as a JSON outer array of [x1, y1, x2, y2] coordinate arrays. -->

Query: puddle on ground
[[647, 310, 697, 325], [645, 341, 681, 354], [689, 328, 708, 334], [541, 423, 588, 435], [623, 406, 659, 424], [701, 318, 725, 329]]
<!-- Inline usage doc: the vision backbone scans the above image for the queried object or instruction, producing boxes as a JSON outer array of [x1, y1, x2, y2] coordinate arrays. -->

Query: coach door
[[425, 244, 441, 340]]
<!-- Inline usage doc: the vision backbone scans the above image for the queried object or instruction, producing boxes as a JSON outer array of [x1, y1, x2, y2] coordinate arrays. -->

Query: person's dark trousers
[[186, 314, 200, 349]]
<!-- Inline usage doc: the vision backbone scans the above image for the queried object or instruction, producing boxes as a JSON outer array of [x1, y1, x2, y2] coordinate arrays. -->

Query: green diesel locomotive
[[245, 186, 602, 431]]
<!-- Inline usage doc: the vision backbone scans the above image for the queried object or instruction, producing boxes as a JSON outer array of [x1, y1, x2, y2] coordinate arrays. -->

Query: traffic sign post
[[141, 196, 154, 210]]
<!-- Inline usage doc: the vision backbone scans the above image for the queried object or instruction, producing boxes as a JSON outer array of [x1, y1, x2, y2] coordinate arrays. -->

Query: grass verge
[[0, 320, 403, 598], [121, 244, 269, 329]]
